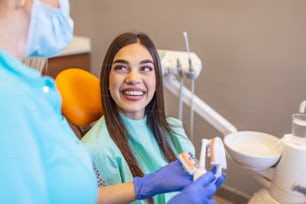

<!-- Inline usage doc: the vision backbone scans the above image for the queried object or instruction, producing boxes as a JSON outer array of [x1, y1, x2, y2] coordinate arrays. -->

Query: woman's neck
[[119, 111, 145, 120]]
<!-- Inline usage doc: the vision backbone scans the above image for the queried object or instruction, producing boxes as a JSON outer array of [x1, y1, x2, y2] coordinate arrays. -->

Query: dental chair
[[55, 68, 103, 138]]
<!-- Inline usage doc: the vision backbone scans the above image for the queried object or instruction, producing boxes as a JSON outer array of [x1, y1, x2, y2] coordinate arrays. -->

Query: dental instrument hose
[[183, 32, 195, 142], [177, 58, 184, 121]]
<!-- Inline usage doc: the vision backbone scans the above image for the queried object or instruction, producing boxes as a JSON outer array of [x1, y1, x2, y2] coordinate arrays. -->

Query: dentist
[[0, 0, 226, 203]]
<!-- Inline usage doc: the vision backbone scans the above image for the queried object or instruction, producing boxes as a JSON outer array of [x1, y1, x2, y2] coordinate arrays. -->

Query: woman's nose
[[125, 70, 140, 84]]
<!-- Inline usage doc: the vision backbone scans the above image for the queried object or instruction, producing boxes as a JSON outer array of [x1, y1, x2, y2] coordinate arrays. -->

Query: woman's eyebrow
[[140, 59, 153, 64], [112, 59, 153, 64], [112, 59, 128, 64]]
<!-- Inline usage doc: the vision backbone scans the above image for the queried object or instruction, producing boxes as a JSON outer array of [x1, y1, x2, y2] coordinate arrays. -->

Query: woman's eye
[[141, 66, 153, 72], [114, 65, 128, 72]]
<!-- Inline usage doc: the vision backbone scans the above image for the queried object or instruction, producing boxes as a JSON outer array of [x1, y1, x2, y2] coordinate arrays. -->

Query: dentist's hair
[[23, 57, 47, 73], [100, 32, 177, 179]]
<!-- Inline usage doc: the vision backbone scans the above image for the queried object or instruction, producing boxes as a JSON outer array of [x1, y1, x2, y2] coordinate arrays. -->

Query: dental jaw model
[[179, 137, 227, 181]]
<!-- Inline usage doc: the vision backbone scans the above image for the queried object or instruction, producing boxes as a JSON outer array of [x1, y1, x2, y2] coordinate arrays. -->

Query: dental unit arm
[[158, 49, 237, 136]]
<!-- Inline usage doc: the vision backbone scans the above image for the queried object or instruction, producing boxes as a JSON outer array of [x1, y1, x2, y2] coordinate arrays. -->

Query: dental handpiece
[[183, 32, 194, 74]]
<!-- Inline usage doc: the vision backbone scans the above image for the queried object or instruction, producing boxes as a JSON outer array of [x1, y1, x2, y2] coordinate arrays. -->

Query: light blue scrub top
[[0, 50, 98, 204], [82, 114, 195, 204]]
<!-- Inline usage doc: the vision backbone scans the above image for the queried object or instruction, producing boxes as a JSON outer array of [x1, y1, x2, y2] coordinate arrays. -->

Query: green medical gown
[[82, 114, 195, 204]]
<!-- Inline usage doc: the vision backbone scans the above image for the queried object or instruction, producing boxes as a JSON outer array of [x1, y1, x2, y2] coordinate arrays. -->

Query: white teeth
[[124, 90, 144, 96]]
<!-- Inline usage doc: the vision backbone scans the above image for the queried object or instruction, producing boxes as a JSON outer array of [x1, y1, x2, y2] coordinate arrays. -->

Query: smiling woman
[[109, 43, 156, 120], [81, 32, 195, 204]]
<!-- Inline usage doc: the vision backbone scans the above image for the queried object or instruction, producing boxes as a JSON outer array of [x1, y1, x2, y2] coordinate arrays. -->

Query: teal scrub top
[[0, 50, 98, 204], [82, 114, 195, 204]]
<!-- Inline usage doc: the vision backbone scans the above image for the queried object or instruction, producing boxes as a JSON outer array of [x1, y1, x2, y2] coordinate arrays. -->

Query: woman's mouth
[[123, 90, 145, 96]]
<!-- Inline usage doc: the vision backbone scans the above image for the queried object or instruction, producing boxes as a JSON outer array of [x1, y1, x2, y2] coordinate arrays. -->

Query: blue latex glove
[[133, 160, 193, 200], [211, 166, 227, 189], [168, 170, 227, 204]]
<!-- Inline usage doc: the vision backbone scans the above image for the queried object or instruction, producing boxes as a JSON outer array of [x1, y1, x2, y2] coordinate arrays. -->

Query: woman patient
[[82, 32, 199, 203]]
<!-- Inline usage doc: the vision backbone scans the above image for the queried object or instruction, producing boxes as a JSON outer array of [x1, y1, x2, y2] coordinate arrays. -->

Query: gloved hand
[[211, 166, 227, 189], [168, 170, 227, 204], [133, 160, 193, 200]]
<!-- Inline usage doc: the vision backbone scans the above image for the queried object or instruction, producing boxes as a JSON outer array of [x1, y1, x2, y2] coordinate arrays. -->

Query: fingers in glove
[[194, 171, 216, 187], [208, 199, 217, 204], [173, 160, 194, 177], [189, 182, 217, 204], [204, 182, 217, 198], [215, 172, 227, 189]]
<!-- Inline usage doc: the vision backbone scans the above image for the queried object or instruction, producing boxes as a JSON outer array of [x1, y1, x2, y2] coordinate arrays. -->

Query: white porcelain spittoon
[[224, 131, 282, 171]]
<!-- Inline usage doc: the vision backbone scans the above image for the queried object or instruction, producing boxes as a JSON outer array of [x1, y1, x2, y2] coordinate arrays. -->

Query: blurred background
[[69, 0, 306, 200]]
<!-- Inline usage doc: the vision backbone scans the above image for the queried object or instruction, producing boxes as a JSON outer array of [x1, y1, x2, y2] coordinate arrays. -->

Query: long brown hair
[[100, 32, 177, 181]]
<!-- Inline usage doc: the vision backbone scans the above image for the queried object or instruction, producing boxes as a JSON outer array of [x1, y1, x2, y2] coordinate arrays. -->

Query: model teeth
[[124, 91, 144, 96]]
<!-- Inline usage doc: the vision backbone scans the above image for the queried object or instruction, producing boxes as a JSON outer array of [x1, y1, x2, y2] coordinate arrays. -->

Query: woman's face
[[109, 42, 156, 120]]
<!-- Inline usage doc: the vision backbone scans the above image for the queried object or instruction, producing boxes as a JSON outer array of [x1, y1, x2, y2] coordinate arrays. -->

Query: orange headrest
[[55, 68, 103, 126]]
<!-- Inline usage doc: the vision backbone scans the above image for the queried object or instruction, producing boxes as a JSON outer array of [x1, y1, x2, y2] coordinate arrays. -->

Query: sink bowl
[[224, 131, 282, 171]]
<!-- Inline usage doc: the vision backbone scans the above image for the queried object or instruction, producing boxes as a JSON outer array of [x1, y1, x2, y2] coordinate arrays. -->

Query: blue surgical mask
[[25, 0, 74, 57]]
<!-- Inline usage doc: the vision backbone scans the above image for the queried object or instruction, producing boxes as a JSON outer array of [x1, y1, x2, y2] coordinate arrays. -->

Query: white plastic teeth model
[[178, 152, 199, 175], [178, 137, 227, 181], [208, 137, 227, 178]]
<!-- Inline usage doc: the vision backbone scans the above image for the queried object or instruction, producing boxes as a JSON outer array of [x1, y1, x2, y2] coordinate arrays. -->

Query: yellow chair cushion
[[55, 68, 103, 126]]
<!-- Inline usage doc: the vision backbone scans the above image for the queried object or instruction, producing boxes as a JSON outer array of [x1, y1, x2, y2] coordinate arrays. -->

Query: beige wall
[[70, 0, 306, 197]]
